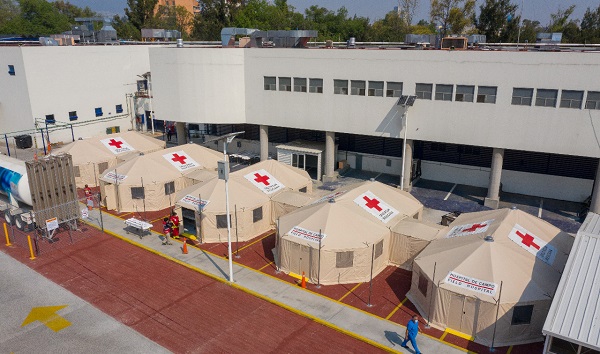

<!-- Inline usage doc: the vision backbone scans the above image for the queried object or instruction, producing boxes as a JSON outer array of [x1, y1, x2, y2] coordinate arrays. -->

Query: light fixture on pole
[[398, 95, 416, 191], [208, 131, 245, 282]]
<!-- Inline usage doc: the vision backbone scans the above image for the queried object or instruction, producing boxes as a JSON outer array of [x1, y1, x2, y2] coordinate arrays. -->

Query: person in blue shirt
[[402, 315, 422, 354]]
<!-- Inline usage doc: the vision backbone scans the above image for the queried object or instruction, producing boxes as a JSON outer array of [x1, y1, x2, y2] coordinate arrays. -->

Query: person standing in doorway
[[402, 315, 422, 354], [167, 124, 174, 142]]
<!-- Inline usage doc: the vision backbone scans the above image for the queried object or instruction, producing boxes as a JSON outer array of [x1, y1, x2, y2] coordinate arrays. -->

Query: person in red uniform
[[170, 211, 180, 239], [84, 184, 93, 210]]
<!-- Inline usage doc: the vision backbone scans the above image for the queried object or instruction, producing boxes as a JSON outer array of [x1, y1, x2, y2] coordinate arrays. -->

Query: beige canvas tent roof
[[99, 143, 222, 212], [389, 219, 447, 270], [407, 208, 574, 347], [278, 199, 390, 285], [231, 159, 313, 194], [55, 131, 165, 187], [271, 190, 317, 224], [175, 176, 272, 243]]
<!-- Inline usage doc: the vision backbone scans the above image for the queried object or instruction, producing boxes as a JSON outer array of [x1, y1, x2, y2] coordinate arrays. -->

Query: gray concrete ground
[[87, 207, 464, 354], [0, 251, 169, 354]]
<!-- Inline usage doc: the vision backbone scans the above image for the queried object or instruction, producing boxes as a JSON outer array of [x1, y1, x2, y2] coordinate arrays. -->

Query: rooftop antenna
[[516, 0, 524, 49]]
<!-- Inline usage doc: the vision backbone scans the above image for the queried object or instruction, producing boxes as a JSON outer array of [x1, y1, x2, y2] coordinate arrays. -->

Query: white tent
[[175, 176, 272, 243], [231, 159, 313, 194], [99, 143, 221, 212], [278, 199, 390, 285], [55, 131, 165, 187], [389, 219, 447, 270], [407, 208, 574, 347]]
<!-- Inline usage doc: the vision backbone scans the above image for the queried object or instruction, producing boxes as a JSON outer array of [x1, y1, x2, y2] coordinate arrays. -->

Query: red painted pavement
[[1, 230, 384, 354]]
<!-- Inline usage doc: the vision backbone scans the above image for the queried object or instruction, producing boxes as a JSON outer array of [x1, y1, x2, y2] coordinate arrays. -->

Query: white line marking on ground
[[444, 184, 457, 201], [538, 198, 544, 218]]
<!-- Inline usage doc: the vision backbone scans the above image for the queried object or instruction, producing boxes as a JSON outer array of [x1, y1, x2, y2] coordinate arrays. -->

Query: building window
[[477, 86, 497, 104], [68, 111, 78, 121], [386, 82, 403, 97], [253, 207, 263, 223], [264, 76, 276, 91], [299, 187, 307, 193], [415, 83, 433, 100], [535, 89, 558, 107], [511, 305, 534, 325], [309, 78, 323, 93], [511, 88, 534, 106], [435, 84, 453, 101], [95, 107, 103, 117], [418, 272, 428, 296], [294, 77, 307, 92], [115, 104, 123, 113], [560, 90, 584, 109], [374, 240, 384, 259], [164, 181, 175, 195], [455, 85, 474, 102], [45, 114, 55, 124], [351, 80, 366, 96], [131, 187, 145, 199], [279, 77, 292, 92], [216, 214, 231, 229], [334, 79, 348, 95], [8, 65, 15, 75], [74, 166, 81, 178], [368, 81, 384, 97], [336, 251, 354, 268], [585, 91, 600, 110]]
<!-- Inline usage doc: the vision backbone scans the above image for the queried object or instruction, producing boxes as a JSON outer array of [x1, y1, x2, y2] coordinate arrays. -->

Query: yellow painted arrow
[[21, 305, 71, 332]]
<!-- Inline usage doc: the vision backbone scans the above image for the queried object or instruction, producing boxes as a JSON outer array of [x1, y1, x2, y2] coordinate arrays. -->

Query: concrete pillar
[[589, 160, 600, 214], [484, 148, 505, 209], [259, 125, 269, 161], [324, 131, 336, 182], [176, 122, 186, 146], [401, 139, 414, 191]]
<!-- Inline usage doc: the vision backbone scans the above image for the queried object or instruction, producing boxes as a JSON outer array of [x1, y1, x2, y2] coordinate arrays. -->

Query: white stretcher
[[124, 217, 153, 239]]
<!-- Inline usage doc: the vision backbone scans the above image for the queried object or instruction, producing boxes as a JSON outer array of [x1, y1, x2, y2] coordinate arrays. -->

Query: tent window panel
[[164, 181, 175, 195], [98, 162, 109, 174], [74, 166, 80, 177], [336, 251, 354, 268], [252, 207, 263, 223], [216, 214, 231, 229], [131, 187, 145, 199], [374, 240, 384, 259], [299, 186, 307, 193], [548, 336, 578, 354], [418, 272, 428, 296], [511, 304, 533, 325]]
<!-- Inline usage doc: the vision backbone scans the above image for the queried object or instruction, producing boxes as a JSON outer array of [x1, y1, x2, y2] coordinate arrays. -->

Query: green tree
[[399, 0, 419, 26], [124, 0, 158, 31], [547, 5, 581, 43], [0, 0, 19, 30], [518, 19, 541, 44], [1, 0, 71, 36], [155, 5, 193, 38], [475, 0, 519, 42], [430, 0, 475, 36], [581, 5, 600, 43], [112, 14, 140, 40], [368, 11, 408, 42], [192, 0, 244, 40], [52, 1, 96, 23]]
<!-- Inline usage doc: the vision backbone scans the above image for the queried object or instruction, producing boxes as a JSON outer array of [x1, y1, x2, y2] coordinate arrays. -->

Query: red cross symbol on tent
[[171, 153, 187, 165], [108, 139, 123, 149], [516, 230, 540, 250], [363, 196, 382, 212], [253, 173, 270, 186], [463, 223, 487, 233]]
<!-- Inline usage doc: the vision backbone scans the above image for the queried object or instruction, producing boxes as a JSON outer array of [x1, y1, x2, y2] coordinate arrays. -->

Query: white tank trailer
[[0, 153, 33, 206]]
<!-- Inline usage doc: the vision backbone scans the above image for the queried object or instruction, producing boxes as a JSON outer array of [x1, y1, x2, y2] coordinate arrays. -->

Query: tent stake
[[316, 229, 322, 289], [426, 261, 437, 329], [367, 243, 375, 307], [490, 280, 503, 352]]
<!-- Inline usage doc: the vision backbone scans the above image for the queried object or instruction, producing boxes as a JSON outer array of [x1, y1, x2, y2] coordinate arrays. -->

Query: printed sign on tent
[[180, 194, 210, 211], [163, 151, 199, 172], [445, 219, 495, 239], [310, 190, 348, 205], [288, 226, 326, 243], [244, 169, 284, 195], [444, 271, 497, 296], [104, 171, 128, 182], [353, 191, 399, 224], [508, 224, 557, 266], [100, 137, 133, 154]]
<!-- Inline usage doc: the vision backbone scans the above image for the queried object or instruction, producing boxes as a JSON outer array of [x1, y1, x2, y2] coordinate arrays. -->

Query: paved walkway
[[90, 208, 466, 353]]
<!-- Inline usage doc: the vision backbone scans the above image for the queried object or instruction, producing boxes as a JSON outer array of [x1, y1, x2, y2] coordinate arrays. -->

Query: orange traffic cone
[[301, 272, 306, 289], [182, 239, 188, 254]]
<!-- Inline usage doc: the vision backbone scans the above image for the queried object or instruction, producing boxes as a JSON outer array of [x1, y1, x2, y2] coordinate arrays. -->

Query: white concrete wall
[[338, 150, 403, 175], [0, 48, 33, 134]]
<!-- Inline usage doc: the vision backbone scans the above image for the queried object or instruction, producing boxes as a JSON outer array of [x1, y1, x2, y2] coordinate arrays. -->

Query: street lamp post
[[210, 131, 245, 282], [398, 95, 417, 191]]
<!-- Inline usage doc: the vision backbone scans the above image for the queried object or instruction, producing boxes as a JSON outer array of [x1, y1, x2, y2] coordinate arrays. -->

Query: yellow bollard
[[27, 235, 36, 260], [3, 222, 11, 246]]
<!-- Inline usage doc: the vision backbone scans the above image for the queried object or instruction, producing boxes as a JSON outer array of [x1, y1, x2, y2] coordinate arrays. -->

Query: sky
[[57, 0, 598, 25]]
